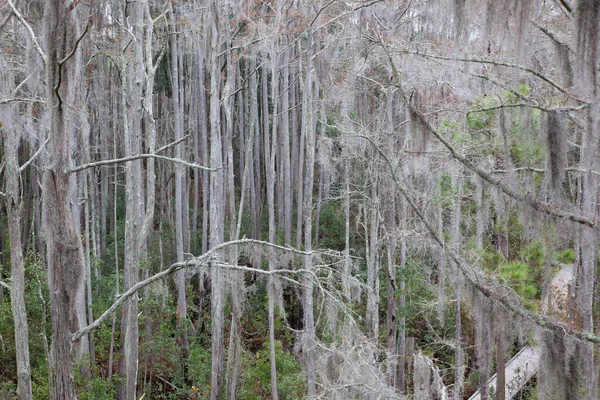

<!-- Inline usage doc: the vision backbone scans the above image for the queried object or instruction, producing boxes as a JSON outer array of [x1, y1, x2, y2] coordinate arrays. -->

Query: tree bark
[[4, 130, 33, 400], [209, 2, 226, 398], [43, 1, 87, 397]]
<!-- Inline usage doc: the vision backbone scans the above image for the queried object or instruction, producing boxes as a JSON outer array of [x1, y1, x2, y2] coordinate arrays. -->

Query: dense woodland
[[0, 0, 599, 399]]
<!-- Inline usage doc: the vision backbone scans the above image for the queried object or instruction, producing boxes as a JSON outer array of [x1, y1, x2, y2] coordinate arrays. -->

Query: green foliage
[[77, 377, 114, 400], [238, 341, 306, 400], [498, 261, 538, 299], [0, 380, 16, 400], [188, 343, 212, 399], [555, 248, 575, 264], [317, 201, 348, 251]]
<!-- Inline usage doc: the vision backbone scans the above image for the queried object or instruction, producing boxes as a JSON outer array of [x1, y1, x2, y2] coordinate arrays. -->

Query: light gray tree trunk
[[301, 25, 317, 398], [366, 181, 380, 341], [578, 106, 597, 400], [451, 171, 464, 400], [4, 130, 33, 400], [209, 2, 226, 398], [169, 0, 190, 369], [282, 47, 293, 246], [265, 46, 281, 400]]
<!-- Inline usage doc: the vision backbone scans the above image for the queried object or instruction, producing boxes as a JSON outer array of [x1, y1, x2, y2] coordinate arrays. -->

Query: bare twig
[[0, 280, 9, 290], [155, 134, 190, 153]]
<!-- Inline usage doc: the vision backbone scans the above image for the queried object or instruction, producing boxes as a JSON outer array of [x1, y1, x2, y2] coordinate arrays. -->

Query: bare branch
[[0, 280, 9, 290], [19, 136, 50, 173], [0, 98, 45, 105], [357, 133, 600, 345], [12, 73, 32, 95], [58, 22, 91, 65], [531, 20, 573, 52], [369, 39, 600, 344], [155, 134, 190, 153], [72, 239, 314, 341], [409, 50, 585, 103], [494, 166, 600, 177], [6, 0, 47, 64], [71, 153, 216, 173]]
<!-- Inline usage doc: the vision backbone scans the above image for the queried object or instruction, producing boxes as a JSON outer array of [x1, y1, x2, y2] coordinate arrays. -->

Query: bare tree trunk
[[578, 106, 597, 400], [496, 329, 506, 400], [264, 46, 281, 400], [4, 130, 33, 400], [209, 3, 226, 398], [366, 181, 380, 341], [343, 158, 352, 301], [169, 0, 190, 371], [301, 25, 317, 398], [43, 2, 87, 397], [282, 47, 293, 246], [451, 172, 464, 400]]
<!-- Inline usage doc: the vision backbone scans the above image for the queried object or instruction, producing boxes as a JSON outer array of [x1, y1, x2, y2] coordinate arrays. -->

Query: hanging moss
[[576, 0, 600, 90]]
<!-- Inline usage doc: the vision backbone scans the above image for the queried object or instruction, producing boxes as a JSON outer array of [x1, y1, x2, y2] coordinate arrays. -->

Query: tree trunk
[[209, 2, 226, 398], [265, 47, 281, 400], [43, 2, 87, 397], [169, 0, 190, 371], [4, 130, 33, 400], [301, 25, 317, 398]]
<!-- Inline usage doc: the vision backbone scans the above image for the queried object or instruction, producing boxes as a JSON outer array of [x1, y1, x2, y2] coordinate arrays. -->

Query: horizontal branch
[[71, 153, 216, 173], [72, 239, 314, 341], [493, 166, 600, 177], [0, 97, 45, 105]]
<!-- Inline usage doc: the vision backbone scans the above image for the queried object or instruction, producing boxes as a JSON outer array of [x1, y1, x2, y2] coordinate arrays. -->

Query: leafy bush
[[238, 341, 306, 400]]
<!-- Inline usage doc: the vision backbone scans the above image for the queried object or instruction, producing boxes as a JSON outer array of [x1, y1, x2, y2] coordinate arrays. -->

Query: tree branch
[[19, 136, 50, 173], [358, 133, 600, 345], [0, 98, 45, 105], [72, 239, 314, 341], [0, 280, 9, 290], [58, 22, 91, 65], [71, 153, 216, 173], [371, 40, 600, 345], [6, 0, 47, 64], [409, 50, 585, 103]]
